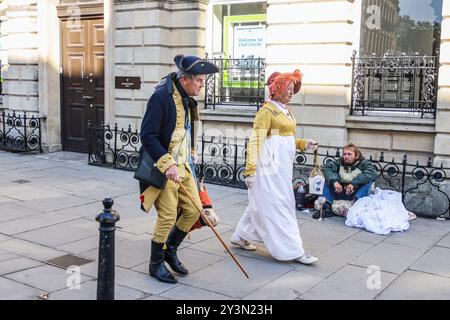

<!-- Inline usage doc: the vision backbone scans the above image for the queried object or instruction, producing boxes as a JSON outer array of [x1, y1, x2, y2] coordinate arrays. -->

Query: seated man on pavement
[[313, 143, 378, 219]]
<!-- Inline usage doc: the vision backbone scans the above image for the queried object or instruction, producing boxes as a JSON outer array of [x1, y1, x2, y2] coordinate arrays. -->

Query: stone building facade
[[0, 0, 448, 166]]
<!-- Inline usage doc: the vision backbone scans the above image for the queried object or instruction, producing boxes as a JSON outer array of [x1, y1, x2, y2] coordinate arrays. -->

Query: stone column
[[434, 0, 450, 167], [104, 0, 115, 127], [0, 2, 7, 105], [37, 0, 61, 152]]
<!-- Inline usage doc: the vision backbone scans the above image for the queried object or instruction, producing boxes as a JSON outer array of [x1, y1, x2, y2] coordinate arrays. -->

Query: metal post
[[96, 198, 120, 300], [113, 123, 118, 168], [232, 137, 238, 186], [433, 56, 438, 119], [37, 116, 43, 153], [88, 121, 92, 165], [23, 112, 27, 152], [401, 155, 407, 203], [350, 50, 357, 115], [1, 112, 4, 149]]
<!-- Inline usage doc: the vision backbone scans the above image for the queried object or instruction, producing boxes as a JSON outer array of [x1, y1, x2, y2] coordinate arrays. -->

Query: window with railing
[[205, 56, 266, 110], [353, 0, 442, 117], [351, 52, 438, 118], [207, 1, 267, 110]]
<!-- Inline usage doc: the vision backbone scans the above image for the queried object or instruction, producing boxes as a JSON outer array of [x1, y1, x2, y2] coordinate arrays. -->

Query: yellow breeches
[[152, 169, 201, 244]]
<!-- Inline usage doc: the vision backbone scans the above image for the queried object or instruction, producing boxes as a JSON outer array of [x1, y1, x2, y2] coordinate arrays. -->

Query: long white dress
[[233, 101, 305, 261]]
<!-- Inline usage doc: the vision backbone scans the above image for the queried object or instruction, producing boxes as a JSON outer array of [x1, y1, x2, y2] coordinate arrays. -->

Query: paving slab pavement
[[0, 151, 449, 300]]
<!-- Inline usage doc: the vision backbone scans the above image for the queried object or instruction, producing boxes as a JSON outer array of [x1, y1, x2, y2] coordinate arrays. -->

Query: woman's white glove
[[306, 139, 318, 152], [244, 175, 256, 189]]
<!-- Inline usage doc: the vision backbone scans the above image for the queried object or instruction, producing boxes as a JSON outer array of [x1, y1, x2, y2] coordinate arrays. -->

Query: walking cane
[[177, 181, 250, 279]]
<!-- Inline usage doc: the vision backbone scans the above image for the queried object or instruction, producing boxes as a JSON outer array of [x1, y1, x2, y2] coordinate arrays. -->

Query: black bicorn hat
[[174, 54, 219, 74]]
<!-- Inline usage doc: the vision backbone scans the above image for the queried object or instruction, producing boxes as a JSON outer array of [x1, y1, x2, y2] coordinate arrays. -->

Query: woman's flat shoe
[[230, 239, 256, 251], [294, 252, 319, 265]]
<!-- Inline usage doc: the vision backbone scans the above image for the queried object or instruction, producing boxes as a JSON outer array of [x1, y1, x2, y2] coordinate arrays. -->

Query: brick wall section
[[113, 0, 207, 132], [0, 0, 39, 117]]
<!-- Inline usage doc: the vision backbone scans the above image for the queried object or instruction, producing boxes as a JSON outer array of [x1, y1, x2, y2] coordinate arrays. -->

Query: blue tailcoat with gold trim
[[141, 73, 192, 161], [139, 72, 199, 202]]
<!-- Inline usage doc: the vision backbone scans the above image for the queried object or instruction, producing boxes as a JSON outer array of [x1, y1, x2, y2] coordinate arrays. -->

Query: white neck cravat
[[270, 99, 293, 120]]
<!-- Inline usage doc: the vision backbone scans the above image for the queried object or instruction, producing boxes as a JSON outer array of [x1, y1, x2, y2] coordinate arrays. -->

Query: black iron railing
[[88, 124, 449, 219], [88, 123, 140, 171], [193, 135, 247, 188], [0, 111, 43, 153], [88, 124, 247, 185], [351, 51, 439, 118], [205, 57, 266, 110]]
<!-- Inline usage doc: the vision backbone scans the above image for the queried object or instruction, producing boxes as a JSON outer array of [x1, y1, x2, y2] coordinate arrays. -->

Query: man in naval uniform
[[139, 54, 218, 283]]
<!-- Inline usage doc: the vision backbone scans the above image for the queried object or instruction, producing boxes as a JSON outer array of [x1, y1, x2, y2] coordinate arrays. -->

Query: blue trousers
[[322, 182, 372, 204]]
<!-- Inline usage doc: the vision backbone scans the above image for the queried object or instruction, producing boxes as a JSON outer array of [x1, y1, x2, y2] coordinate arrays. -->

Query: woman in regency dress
[[230, 69, 319, 265]]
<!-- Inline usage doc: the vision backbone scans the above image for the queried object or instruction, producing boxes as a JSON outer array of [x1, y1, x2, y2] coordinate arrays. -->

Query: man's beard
[[343, 159, 354, 165]]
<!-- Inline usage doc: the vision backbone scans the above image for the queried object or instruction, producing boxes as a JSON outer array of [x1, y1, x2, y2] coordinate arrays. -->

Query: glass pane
[[228, 3, 267, 16], [360, 0, 442, 56]]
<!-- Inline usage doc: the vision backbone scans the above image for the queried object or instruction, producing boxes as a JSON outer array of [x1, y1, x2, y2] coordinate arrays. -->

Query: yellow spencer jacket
[[244, 101, 308, 177]]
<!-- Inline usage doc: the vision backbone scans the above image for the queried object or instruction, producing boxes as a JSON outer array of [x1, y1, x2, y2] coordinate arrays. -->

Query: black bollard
[[96, 198, 120, 300]]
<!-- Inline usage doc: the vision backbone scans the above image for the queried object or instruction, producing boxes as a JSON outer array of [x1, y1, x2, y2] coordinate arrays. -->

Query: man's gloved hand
[[306, 139, 318, 152], [202, 208, 219, 227], [244, 175, 256, 189]]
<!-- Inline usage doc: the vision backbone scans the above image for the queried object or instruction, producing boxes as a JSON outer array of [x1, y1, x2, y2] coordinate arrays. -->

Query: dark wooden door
[[61, 17, 104, 152]]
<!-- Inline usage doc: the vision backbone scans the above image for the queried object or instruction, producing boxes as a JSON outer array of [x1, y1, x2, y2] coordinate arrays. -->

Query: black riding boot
[[164, 225, 189, 275], [149, 240, 177, 283]]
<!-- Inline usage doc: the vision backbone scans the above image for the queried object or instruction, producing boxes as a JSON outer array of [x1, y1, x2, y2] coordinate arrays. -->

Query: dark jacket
[[322, 158, 378, 187], [140, 73, 197, 164]]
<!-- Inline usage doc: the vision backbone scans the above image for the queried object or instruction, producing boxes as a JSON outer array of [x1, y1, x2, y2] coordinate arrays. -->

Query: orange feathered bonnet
[[267, 69, 303, 100]]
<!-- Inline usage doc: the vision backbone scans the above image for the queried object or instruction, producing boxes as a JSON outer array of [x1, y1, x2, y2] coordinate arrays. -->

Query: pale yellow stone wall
[[0, 0, 448, 163], [0, 0, 39, 115], [204, 0, 360, 150], [202, 0, 450, 166], [265, 0, 358, 152], [113, 0, 208, 132]]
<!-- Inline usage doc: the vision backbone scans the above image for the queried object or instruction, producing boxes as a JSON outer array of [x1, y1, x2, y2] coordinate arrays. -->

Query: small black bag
[[134, 147, 167, 189]]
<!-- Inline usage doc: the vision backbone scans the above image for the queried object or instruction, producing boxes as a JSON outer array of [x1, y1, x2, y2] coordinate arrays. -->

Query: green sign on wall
[[222, 14, 266, 90]]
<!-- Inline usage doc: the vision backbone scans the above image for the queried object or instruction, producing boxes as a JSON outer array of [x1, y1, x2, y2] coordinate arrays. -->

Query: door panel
[[61, 17, 104, 152], [67, 54, 84, 87], [68, 106, 85, 140], [67, 24, 85, 47]]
